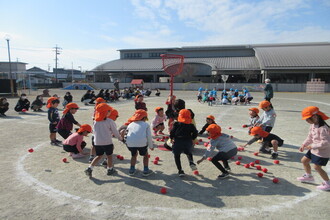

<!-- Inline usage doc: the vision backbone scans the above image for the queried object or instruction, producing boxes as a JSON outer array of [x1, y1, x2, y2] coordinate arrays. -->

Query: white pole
[[71, 62, 74, 85]]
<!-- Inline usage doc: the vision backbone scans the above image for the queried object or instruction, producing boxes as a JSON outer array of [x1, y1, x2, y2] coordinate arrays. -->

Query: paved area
[[0, 89, 329, 220]]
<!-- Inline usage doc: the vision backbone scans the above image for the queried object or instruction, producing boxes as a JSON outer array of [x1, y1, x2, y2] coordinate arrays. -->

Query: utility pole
[[6, 38, 15, 96], [53, 45, 61, 83]]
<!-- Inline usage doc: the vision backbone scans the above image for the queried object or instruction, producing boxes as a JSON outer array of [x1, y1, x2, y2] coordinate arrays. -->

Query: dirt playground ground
[[0, 89, 329, 220]]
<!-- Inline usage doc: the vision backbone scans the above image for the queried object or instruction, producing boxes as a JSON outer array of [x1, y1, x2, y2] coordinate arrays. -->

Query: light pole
[[5, 37, 15, 96]]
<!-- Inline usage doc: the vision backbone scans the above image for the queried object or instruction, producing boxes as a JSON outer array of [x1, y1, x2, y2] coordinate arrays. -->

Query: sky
[[0, 0, 329, 72]]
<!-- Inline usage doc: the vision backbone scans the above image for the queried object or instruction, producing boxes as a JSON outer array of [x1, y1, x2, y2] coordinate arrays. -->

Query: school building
[[91, 42, 330, 85]]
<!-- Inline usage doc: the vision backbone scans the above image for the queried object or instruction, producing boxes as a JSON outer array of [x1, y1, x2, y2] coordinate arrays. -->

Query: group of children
[[2, 89, 327, 191]]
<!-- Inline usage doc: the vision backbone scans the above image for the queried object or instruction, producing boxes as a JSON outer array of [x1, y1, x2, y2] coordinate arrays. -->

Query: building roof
[[93, 56, 260, 72], [254, 45, 330, 69], [93, 42, 330, 72]]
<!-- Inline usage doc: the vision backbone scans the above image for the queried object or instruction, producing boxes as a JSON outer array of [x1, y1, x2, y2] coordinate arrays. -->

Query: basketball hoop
[[160, 54, 185, 97]]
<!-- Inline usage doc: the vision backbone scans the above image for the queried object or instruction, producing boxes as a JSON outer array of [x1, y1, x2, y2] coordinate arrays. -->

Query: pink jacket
[[151, 115, 166, 129], [302, 124, 330, 158]]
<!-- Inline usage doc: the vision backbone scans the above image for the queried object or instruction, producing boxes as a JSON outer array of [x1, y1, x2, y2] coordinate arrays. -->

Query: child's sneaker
[[225, 167, 231, 172], [178, 170, 185, 177], [316, 181, 330, 191], [271, 152, 278, 159], [72, 153, 85, 159], [259, 147, 272, 154], [55, 139, 62, 144], [128, 168, 136, 176], [218, 172, 230, 179], [84, 167, 92, 177], [297, 174, 315, 183], [142, 169, 154, 177], [190, 163, 197, 171], [107, 168, 117, 176]]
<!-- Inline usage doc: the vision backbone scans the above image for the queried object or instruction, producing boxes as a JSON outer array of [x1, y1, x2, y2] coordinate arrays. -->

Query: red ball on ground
[[119, 156, 124, 160], [242, 124, 247, 128], [199, 139, 203, 142], [28, 148, 34, 153], [235, 161, 241, 165], [237, 147, 241, 151], [116, 155, 121, 159], [207, 157, 212, 161], [207, 137, 211, 139], [153, 160, 158, 165], [204, 143, 208, 147], [230, 135, 234, 139], [160, 187, 167, 194], [274, 160, 280, 164], [273, 178, 280, 183], [241, 147, 244, 151], [160, 139, 165, 142], [62, 158, 67, 163], [244, 164, 250, 168], [22, 109, 27, 112], [148, 154, 150, 158], [253, 152, 259, 156], [193, 170, 199, 175], [255, 160, 260, 164], [262, 168, 268, 173], [228, 127, 232, 129], [257, 172, 263, 178], [196, 142, 199, 145], [155, 156, 160, 161], [249, 162, 255, 167], [238, 156, 242, 160], [231, 156, 235, 160], [156, 138, 160, 141], [256, 165, 262, 170]]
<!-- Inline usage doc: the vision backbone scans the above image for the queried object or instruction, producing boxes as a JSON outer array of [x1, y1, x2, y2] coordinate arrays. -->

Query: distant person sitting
[[0, 97, 9, 117], [81, 90, 93, 105], [15, 93, 30, 112], [31, 95, 44, 112], [155, 89, 161, 97]]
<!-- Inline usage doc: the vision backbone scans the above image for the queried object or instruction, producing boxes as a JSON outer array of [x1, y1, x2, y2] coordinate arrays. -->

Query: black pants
[[63, 141, 86, 154], [58, 129, 72, 139], [172, 139, 194, 172], [211, 148, 237, 174], [0, 107, 8, 114]]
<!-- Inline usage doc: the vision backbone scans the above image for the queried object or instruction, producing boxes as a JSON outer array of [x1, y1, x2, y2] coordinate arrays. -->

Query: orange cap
[[206, 124, 222, 140], [259, 100, 271, 109], [108, 109, 119, 121], [301, 106, 329, 120], [95, 103, 113, 121], [249, 107, 259, 114], [134, 94, 143, 101], [63, 103, 79, 114], [77, 124, 92, 133], [178, 109, 192, 124], [250, 126, 269, 137], [95, 97, 106, 104], [155, 107, 163, 112], [129, 109, 148, 121], [207, 115, 215, 121], [47, 97, 58, 108]]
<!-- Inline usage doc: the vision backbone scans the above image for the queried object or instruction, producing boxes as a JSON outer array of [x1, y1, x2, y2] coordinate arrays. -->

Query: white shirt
[[126, 121, 153, 148], [93, 118, 122, 145]]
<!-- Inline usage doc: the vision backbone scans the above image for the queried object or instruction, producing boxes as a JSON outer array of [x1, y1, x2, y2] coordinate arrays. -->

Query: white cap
[[265, 79, 271, 83]]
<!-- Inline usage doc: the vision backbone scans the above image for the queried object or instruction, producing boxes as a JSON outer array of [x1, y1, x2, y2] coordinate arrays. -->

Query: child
[[0, 97, 9, 117], [197, 124, 237, 179], [155, 89, 161, 97], [297, 106, 330, 191], [199, 115, 216, 135], [14, 93, 30, 112], [221, 95, 229, 105], [202, 89, 209, 103], [255, 100, 276, 132], [165, 95, 176, 132], [56, 103, 81, 139], [31, 95, 44, 112], [81, 90, 93, 106], [125, 109, 154, 176], [152, 107, 166, 136], [85, 103, 123, 177], [241, 126, 284, 159], [243, 89, 253, 105], [89, 97, 107, 162], [170, 109, 198, 177], [134, 94, 147, 111], [47, 97, 61, 146], [63, 92, 73, 108], [63, 124, 91, 158], [242, 108, 260, 129], [197, 88, 202, 102]]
